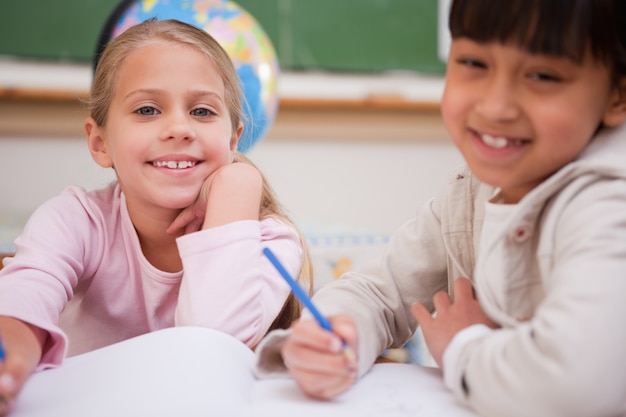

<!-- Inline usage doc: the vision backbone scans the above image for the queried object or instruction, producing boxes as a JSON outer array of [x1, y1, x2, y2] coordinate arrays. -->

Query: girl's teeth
[[153, 161, 196, 169], [481, 134, 509, 149]]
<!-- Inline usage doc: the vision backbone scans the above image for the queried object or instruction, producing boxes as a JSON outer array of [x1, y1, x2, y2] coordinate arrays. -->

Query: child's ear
[[85, 117, 113, 168], [230, 121, 244, 152], [602, 78, 626, 127]]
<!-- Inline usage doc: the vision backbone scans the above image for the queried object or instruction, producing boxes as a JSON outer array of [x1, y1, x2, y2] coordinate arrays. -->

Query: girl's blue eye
[[136, 106, 158, 116], [191, 108, 214, 117]]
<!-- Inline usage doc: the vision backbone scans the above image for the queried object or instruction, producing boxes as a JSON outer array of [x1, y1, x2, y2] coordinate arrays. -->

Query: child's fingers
[[0, 354, 33, 416], [166, 208, 195, 235], [432, 290, 452, 313], [167, 208, 205, 236], [282, 316, 359, 399], [452, 277, 476, 300], [283, 341, 353, 375], [283, 336, 357, 400], [183, 217, 204, 235], [291, 366, 356, 400], [411, 302, 433, 325], [0, 373, 16, 415], [0, 319, 47, 415], [330, 317, 358, 348], [290, 317, 356, 354]]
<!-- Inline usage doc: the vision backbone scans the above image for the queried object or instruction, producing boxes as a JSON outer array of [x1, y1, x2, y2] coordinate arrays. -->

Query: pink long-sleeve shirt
[[0, 183, 302, 369]]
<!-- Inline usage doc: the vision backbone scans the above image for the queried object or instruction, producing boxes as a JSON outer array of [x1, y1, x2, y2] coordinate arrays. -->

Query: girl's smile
[[149, 154, 202, 176], [442, 39, 622, 204], [468, 128, 532, 166], [86, 41, 238, 214], [473, 130, 530, 150]]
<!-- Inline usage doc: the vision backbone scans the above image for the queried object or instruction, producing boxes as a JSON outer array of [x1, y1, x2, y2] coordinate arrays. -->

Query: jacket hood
[[575, 122, 626, 178], [522, 122, 626, 208]]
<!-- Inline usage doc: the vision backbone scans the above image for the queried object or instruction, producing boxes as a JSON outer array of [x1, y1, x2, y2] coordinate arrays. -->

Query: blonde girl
[[0, 19, 311, 414]]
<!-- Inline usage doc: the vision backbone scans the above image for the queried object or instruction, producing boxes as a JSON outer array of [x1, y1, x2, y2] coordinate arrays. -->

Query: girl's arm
[[0, 317, 47, 416], [174, 217, 301, 347], [309, 198, 452, 374], [254, 166, 490, 394], [0, 187, 111, 370], [171, 161, 300, 346]]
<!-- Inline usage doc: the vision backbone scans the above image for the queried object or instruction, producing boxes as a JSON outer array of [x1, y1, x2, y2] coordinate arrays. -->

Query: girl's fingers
[[284, 340, 357, 399], [183, 217, 204, 235], [0, 373, 15, 415], [284, 342, 353, 375], [452, 277, 475, 300], [331, 318, 358, 348], [282, 316, 359, 399], [411, 302, 433, 325], [289, 319, 345, 353], [167, 208, 203, 235], [291, 366, 356, 399], [166, 210, 190, 235], [432, 290, 451, 313]]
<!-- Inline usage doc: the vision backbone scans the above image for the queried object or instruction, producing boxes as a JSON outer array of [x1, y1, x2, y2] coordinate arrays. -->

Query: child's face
[[88, 41, 240, 213], [442, 38, 624, 203]]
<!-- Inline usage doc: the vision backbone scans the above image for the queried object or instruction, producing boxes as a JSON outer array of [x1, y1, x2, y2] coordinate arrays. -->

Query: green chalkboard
[[0, 0, 445, 74]]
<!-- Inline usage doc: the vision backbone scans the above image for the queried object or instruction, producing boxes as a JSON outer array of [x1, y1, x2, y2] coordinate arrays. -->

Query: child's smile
[[88, 41, 237, 213], [151, 160, 198, 169], [467, 127, 533, 165], [442, 39, 621, 204], [148, 155, 202, 176], [474, 130, 530, 150]]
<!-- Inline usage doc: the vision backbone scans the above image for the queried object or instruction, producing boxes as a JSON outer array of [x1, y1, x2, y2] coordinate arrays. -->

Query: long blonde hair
[[234, 153, 314, 332], [88, 18, 313, 332]]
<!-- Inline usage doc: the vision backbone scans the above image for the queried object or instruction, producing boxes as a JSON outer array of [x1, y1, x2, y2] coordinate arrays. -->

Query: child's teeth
[[482, 134, 509, 149], [153, 161, 196, 169]]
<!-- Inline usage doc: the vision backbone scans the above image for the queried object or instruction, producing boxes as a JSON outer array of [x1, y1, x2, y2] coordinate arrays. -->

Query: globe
[[111, 0, 280, 153]]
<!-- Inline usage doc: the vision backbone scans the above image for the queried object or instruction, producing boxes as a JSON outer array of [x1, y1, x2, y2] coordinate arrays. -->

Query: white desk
[[13, 327, 477, 417]]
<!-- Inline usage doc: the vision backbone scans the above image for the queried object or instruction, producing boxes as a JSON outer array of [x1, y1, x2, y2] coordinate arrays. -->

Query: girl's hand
[[411, 277, 498, 369], [167, 162, 263, 235], [0, 317, 47, 416], [282, 315, 359, 399]]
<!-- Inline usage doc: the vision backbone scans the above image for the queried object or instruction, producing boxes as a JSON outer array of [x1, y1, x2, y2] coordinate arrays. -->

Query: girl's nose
[[475, 77, 520, 122], [161, 111, 196, 141]]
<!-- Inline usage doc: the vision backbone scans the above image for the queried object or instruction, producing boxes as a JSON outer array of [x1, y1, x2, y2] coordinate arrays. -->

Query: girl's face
[[86, 41, 241, 215], [442, 38, 626, 204]]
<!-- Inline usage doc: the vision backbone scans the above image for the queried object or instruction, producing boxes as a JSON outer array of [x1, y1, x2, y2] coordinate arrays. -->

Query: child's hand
[[167, 162, 263, 235], [411, 277, 498, 369], [0, 317, 47, 416], [281, 315, 358, 399]]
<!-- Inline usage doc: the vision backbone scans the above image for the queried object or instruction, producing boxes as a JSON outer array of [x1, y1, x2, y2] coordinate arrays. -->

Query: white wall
[[249, 139, 462, 235], [0, 136, 462, 237]]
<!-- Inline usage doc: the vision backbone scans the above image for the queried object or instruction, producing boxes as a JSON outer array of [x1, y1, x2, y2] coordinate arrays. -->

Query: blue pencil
[[0, 332, 9, 407], [262, 247, 333, 331], [0, 333, 5, 361], [262, 247, 357, 365]]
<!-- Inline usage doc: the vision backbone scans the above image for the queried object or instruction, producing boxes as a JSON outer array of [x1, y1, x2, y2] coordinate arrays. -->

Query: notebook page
[[13, 327, 256, 417], [247, 363, 478, 417]]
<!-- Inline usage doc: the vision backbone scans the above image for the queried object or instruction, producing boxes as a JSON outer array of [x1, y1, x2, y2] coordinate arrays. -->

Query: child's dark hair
[[449, 0, 626, 85]]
